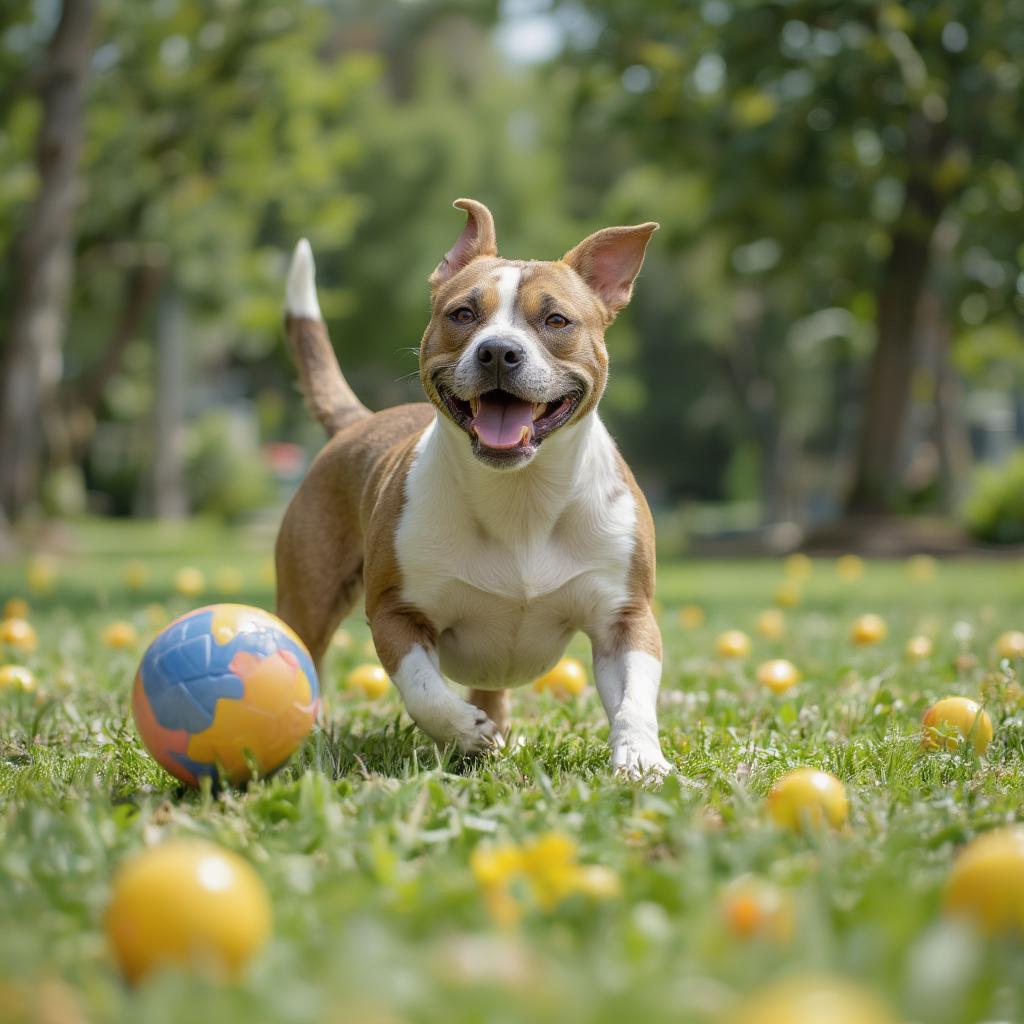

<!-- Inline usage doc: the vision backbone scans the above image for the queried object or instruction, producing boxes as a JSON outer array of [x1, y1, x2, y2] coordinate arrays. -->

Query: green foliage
[[1, 526, 1024, 1021], [186, 410, 274, 522], [964, 449, 1024, 543]]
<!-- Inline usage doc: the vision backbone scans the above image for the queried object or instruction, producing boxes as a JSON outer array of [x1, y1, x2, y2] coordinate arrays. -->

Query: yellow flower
[[520, 834, 581, 910], [26, 555, 57, 594], [471, 833, 620, 922], [470, 844, 524, 887], [836, 554, 865, 582], [784, 553, 812, 581]]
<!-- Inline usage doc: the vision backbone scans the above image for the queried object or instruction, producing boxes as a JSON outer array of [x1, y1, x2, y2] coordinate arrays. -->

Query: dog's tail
[[284, 239, 370, 436]]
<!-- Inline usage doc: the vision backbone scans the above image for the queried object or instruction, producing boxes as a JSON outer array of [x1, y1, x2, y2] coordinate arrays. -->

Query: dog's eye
[[545, 313, 570, 329], [448, 307, 475, 324]]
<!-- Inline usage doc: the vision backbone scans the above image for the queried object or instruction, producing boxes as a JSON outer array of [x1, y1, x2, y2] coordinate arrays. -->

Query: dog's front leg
[[591, 609, 671, 778], [369, 602, 501, 755]]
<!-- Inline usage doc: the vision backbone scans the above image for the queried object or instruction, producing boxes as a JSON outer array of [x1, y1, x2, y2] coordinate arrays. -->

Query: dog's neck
[[425, 411, 612, 542]]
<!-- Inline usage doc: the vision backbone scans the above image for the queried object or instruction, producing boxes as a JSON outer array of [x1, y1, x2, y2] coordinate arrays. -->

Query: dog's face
[[420, 199, 657, 470]]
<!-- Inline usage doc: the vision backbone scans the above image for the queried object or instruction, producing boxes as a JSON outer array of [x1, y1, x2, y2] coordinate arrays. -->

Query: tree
[[555, 0, 1024, 517], [0, 0, 94, 520]]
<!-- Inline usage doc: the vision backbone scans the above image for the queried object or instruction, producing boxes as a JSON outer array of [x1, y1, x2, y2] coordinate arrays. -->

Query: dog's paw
[[415, 696, 502, 755], [450, 701, 503, 755], [610, 732, 671, 782]]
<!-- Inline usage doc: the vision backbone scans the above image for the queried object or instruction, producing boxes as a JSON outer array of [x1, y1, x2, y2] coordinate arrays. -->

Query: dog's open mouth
[[439, 387, 582, 454]]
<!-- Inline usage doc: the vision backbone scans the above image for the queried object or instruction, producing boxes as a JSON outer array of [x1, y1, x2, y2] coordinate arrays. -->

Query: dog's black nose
[[477, 339, 524, 367]]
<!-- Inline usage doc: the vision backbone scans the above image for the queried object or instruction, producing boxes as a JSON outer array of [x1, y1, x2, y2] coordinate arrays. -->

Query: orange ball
[[677, 604, 705, 629], [725, 976, 895, 1024], [102, 621, 139, 649], [995, 631, 1024, 660], [921, 697, 993, 754], [850, 613, 886, 646], [905, 635, 933, 660], [716, 630, 751, 659], [533, 657, 587, 698], [0, 665, 35, 693], [0, 617, 37, 652], [767, 768, 848, 832], [346, 663, 390, 699], [755, 609, 785, 640], [756, 659, 801, 694], [944, 826, 1024, 935], [719, 876, 794, 943], [106, 841, 272, 983]]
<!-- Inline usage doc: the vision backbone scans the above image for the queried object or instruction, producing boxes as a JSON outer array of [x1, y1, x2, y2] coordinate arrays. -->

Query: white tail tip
[[285, 238, 322, 319]]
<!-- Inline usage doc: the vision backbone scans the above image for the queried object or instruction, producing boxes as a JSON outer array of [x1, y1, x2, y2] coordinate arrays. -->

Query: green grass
[[1, 521, 1023, 1023]]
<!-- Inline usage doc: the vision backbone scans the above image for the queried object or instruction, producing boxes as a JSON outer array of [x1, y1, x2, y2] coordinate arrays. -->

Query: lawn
[[1, 520, 1023, 1023]]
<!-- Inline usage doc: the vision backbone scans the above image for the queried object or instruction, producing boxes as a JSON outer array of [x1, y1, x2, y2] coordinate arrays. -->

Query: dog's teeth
[[533, 403, 546, 421], [470, 397, 480, 417], [518, 425, 531, 445]]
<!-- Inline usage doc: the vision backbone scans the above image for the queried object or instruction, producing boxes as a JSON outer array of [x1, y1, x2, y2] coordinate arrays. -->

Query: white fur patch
[[285, 238, 322, 320], [391, 644, 500, 753], [456, 266, 550, 384], [395, 411, 638, 690], [592, 649, 669, 777]]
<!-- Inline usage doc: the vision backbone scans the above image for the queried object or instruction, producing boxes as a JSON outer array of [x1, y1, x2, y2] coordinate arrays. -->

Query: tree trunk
[[151, 282, 189, 520], [0, 0, 94, 520], [845, 182, 942, 515]]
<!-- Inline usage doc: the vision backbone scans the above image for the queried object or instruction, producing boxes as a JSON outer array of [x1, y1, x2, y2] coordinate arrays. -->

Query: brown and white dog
[[275, 199, 669, 776]]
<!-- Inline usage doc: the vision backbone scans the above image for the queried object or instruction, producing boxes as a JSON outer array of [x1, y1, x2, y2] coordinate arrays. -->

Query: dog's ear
[[562, 222, 659, 318], [430, 198, 498, 288]]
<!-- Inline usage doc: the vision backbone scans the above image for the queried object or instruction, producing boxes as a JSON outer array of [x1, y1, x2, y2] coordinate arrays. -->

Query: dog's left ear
[[563, 222, 659, 318], [430, 198, 498, 288]]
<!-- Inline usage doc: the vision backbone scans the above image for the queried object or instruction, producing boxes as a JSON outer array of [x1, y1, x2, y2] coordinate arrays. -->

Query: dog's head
[[420, 198, 657, 470]]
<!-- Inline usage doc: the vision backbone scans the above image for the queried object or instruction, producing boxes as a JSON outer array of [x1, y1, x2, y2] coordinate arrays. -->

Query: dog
[[275, 199, 669, 776]]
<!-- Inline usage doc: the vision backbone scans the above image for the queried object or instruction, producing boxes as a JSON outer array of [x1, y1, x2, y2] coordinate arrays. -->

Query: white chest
[[393, 417, 637, 688]]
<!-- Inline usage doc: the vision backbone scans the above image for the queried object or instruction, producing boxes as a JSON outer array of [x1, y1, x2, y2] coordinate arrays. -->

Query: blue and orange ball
[[132, 604, 319, 787]]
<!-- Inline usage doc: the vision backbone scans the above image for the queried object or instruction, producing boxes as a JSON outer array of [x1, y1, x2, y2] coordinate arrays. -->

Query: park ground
[[1, 520, 1023, 1023]]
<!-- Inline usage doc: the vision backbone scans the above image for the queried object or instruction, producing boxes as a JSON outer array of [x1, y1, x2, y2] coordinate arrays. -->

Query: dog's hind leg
[[467, 689, 510, 737], [275, 502, 364, 669]]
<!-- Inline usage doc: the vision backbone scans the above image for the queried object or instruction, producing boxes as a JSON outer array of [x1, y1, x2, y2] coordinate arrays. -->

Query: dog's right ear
[[430, 198, 497, 288]]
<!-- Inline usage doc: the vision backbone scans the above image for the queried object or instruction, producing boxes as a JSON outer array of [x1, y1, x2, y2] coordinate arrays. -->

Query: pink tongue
[[472, 397, 535, 450]]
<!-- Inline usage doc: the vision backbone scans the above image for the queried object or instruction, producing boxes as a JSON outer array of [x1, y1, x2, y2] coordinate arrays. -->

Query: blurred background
[[1, 0, 1022, 559]]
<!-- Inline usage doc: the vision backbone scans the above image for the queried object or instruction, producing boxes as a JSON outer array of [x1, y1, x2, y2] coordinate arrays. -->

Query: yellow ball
[[773, 581, 802, 608], [716, 630, 751, 659], [755, 608, 785, 640], [921, 697, 993, 754], [906, 554, 936, 582], [905, 635, 933, 660], [102, 621, 139, 649], [725, 976, 895, 1024], [174, 567, 206, 597], [850, 613, 887, 646], [3, 597, 29, 619], [0, 665, 36, 693], [995, 630, 1024, 660], [783, 553, 813, 581], [533, 657, 588, 698], [26, 555, 57, 594], [719, 876, 794, 943], [836, 554, 865, 582], [214, 567, 245, 594], [944, 826, 1024, 935], [756, 659, 801, 694], [106, 841, 272, 983], [0, 618, 38, 652], [121, 561, 150, 591], [346, 663, 390, 699], [677, 604, 705, 629], [767, 768, 848, 832]]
